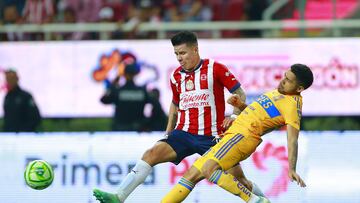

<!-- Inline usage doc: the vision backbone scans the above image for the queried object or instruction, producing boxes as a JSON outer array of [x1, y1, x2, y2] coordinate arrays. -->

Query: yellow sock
[[208, 169, 252, 202], [161, 177, 194, 203]]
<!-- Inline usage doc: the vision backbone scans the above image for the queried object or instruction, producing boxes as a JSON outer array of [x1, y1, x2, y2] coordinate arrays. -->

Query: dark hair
[[290, 64, 314, 89], [171, 31, 198, 46]]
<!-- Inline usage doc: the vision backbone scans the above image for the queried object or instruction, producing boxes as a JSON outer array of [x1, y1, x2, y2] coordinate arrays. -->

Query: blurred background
[[0, 0, 360, 203]]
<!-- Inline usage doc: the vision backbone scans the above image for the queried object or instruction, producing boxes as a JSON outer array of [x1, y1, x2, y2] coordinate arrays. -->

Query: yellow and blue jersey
[[194, 89, 303, 171], [228, 89, 302, 137]]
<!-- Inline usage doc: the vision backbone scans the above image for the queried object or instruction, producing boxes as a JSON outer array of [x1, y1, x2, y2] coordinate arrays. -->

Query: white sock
[[251, 181, 266, 197], [116, 160, 152, 202]]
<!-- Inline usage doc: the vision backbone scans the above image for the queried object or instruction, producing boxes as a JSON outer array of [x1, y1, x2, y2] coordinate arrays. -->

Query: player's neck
[[183, 58, 202, 73]]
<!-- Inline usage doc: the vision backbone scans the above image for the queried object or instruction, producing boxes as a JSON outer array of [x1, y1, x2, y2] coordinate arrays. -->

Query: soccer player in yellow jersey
[[162, 64, 313, 203]]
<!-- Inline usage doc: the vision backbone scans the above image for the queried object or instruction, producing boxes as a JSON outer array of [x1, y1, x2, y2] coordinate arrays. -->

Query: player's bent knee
[[202, 159, 221, 179], [184, 166, 204, 184], [141, 147, 160, 165]]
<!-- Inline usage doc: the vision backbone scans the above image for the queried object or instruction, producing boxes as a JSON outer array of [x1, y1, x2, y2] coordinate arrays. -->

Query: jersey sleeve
[[282, 99, 301, 130], [170, 77, 180, 106], [214, 62, 240, 93]]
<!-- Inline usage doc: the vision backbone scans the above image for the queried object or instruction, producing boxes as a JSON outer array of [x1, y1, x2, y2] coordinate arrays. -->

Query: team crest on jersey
[[186, 80, 194, 90]]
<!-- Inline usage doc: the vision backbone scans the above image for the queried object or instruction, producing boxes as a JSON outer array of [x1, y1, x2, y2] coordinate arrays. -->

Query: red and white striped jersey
[[170, 59, 240, 136]]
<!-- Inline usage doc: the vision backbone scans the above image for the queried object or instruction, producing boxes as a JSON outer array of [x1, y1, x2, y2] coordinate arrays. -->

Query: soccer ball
[[24, 160, 54, 190]]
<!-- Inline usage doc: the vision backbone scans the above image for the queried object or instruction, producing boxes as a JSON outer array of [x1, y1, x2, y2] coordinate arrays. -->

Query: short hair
[[171, 31, 198, 46], [290, 64, 314, 89]]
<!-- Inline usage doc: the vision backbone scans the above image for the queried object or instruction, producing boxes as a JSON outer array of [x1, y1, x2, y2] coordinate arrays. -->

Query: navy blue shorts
[[159, 130, 217, 165]]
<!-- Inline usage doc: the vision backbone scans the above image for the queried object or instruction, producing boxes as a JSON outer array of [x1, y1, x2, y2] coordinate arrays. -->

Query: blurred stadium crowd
[[0, 0, 279, 40], [2, 0, 359, 41]]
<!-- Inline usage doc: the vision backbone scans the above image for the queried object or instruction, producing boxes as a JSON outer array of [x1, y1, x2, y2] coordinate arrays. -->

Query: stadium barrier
[[0, 131, 359, 203]]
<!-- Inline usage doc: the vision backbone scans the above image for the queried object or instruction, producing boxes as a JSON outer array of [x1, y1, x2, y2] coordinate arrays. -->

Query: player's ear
[[296, 85, 304, 93]]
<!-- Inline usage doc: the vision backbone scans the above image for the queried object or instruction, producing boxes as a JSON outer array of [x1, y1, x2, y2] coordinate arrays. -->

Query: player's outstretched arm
[[287, 124, 306, 187]]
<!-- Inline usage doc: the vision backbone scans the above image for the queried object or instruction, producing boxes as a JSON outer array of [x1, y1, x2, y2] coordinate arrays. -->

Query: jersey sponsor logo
[[179, 90, 211, 110], [256, 95, 281, 118]]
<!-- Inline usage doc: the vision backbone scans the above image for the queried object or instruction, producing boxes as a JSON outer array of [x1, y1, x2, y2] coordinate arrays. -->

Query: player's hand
[[288, 170, 306, 187], [227, 94, 245, 109], [221, 117, 235, 130]]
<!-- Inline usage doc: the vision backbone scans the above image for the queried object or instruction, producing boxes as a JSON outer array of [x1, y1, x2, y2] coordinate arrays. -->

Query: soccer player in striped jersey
[[161, 64, 313, 203], [93, 31, 265, 202]]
